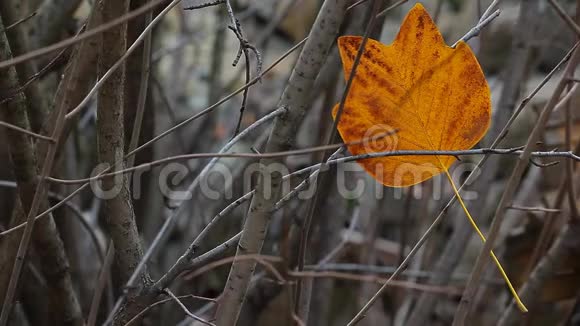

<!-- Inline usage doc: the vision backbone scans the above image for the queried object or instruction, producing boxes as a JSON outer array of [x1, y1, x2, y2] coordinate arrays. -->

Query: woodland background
[[0, 0, 580, 325]]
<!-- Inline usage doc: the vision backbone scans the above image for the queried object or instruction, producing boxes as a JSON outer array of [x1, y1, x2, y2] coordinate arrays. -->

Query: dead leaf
[[332, 3, 491, 187]]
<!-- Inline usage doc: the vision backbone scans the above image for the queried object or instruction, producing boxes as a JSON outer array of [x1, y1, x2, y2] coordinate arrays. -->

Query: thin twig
[[182, 231, 243, 276], [87, 242, 114, 326], [0, 11, 37, 33], [479, 0, 500, 24], [44, 147, 580, 185], [164, 289, 216, 326], [127, 3, 153, 169], [124, 294, 215, 326], [183, 0, 225, 10], [184, 253, 464, 295], [223, 0, 262, 137], [275, 149, 343, 210], [376, 0, 409, 18], [185, 254, 284, 281], [151, 74, 189, 152], [231, 34, 253, 137], [225, 0, 261, 72], [0, 121, 54, 142], [290, 271, 463, 295], [316, 204, 361, 265], [221, 0, 293, 90], [292, 313, 307, 326], [565, 75, 579, 219], [507, 205, 561, 213], [347, 0, 369, 11], [307, 263, 503, 284], [45, 127, 390, 184], [547, 0, 580, 36], [452, 9, 500, 48], [0, 42, 70, 105]]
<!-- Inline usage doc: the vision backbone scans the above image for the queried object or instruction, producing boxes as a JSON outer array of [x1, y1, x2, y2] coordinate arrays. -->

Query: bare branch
[[124, 295, 215, 326], [44, 147, 580, 185], [507, 205, 562, 213], [0, 121, 54, 142], [0, 11, 36, 34], [184, 0, 225, 10], [164, 289, 216, 326]]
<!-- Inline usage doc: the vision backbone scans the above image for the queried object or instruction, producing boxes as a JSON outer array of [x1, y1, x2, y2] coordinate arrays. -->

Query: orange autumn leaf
[[332, 3, 491, 187]]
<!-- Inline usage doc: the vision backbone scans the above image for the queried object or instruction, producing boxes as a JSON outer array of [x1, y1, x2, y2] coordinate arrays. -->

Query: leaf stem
[[440, 166, 527, 312]]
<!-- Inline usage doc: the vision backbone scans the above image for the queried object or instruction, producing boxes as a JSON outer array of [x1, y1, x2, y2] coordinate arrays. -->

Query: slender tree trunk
[[215, 1, 349, 324], [96, 1, 151, 324]]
